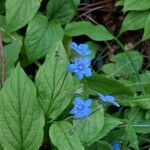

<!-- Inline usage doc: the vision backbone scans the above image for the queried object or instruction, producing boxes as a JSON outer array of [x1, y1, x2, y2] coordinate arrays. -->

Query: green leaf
[[120, 10, 150, 33], [0, 64, 44, 150], [85, 73, 133, 96], [0, 36, 22, 80], [106, 128, 126, 142], [46, 0, 77, 24], [0, 15, 18, 43], [86, 141, 112, 150], [65, 21, 113, 41], [119, 95, 150, 109], [120, 71, 150, 93], [124, 107, 150, 134], [124, 0, 150, 11], [25, 15, 64, 62], [96, 115, 122, 140], [49, 121, 84, 150], [6, 0, 41, 31], [102, 51, 143, 78], [125, 125, 139, 150], [35, 42, 73, 120], [73, 108, 104, 146], [143, 14, 150, 40]]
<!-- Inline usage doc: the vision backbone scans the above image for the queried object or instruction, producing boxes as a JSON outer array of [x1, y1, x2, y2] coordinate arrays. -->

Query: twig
[[78, 6, 110, 18], [79, 0, 113, 10], [0, 33, 5, 86]]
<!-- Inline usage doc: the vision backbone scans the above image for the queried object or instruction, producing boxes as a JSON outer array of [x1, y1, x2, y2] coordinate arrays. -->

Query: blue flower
[[70, 42, 91, 56], [112, 143, 121, 150], [67, 57, 92, 80], [70, 97, 93, 119], [98, 94, 120, 107]]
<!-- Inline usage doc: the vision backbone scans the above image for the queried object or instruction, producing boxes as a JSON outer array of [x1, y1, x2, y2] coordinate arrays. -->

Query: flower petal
[[75, 71, 84, 80], [78, 44, 91, 55], [105, 95, 115, 103], [84, 99, 92, 107], [83, 57, 91, 68], [73, 97, 83, 106], [84, 68, 92, 77], [74, 57, 82, 64], [98, 94, 107, 102], [112, 101, 120, 107], [112, 143, 120, 150], [67, 64, 76, 73], [69, 107, 78, 115], [70, 42, 78, 51], [82, 107, 92, 118], [79, 44, 88, 50], [74, 111, 84, 119]]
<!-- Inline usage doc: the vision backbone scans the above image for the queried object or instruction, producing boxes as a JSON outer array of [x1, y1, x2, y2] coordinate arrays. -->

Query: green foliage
[[49, 121, 84, 150], [120, 10, 150, 33], [143, 14, 150, 40], [35, 43, 73, 120], [120, 71, 150, 93], [124, 107, 150, 134], [0, 36, 22, 78], [85, 73, 133, 95], [6, 0, 41, 31], [25, 15, 64, 62], [119, 95, 150, 110], [73, 108, 104, 146], [0, 64, 44, 150], [46, 0, 78, 24], [120, 0, 150, 40], [123, 0, 150, 11], [125, 125, 139, 150], [0, 0, 149, 149], [65, 21, 114, 41], [86, 141, 112, 150], [102, 51, 143, 78], [96, 115, 122, 140]]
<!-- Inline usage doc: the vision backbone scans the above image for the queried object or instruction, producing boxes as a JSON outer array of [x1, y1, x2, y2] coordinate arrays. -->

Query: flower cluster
[[68, 42, 120, 120], [70, 94, 120, 119], [67, 42, 92, 80]]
